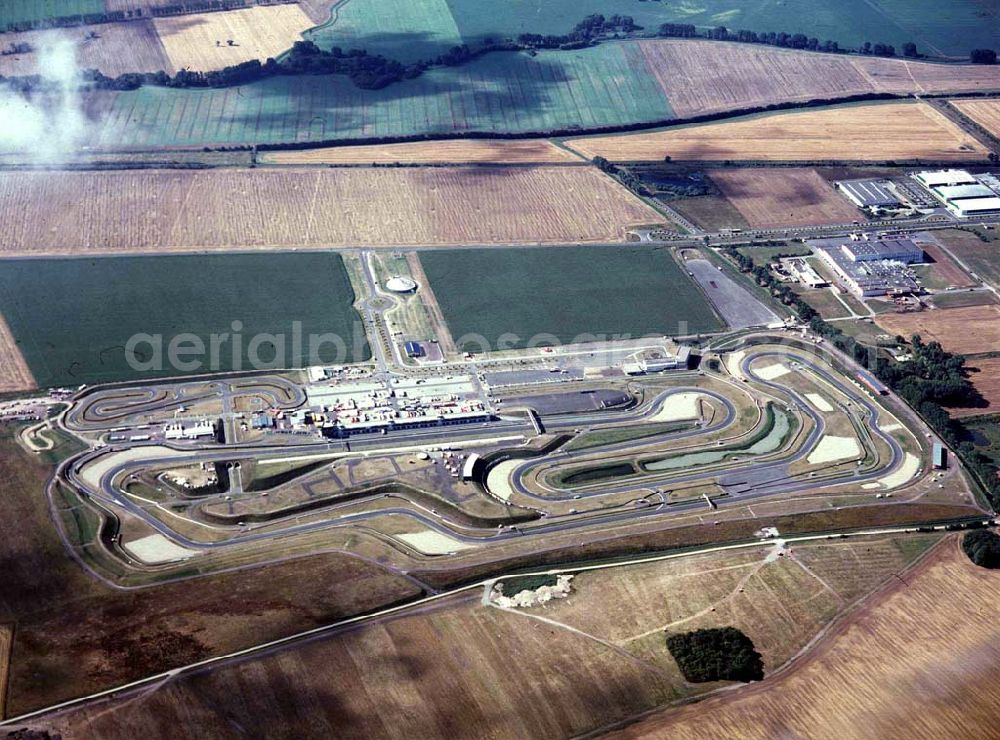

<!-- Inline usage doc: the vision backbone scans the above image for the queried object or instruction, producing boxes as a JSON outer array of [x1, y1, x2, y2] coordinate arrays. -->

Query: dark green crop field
[[0, 0, 103, 28], [0, 253, 368, 387], [419, 245, 724, 353], [308, 0, 1000, 59], [90, 43, 671, 148]]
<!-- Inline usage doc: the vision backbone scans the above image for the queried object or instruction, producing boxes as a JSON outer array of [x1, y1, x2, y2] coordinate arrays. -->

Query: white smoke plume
[[0, 33, 89, 161]]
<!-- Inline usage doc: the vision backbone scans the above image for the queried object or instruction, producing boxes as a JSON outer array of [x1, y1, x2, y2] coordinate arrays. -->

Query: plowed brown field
[[709, 169, 859, 228], [637, 41, 1000, 118]]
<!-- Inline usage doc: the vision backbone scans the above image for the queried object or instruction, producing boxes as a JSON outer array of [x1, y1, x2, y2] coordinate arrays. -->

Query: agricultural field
[[709, 169, 860, 228], [612, 538, 1000, 739], [419, 245, 724, 352], [874, 305, 1000, 355], [0, 314, 36, 393], [304, 0, 463, 64], [637, 41, 1000, 117], [36, 534, 944, 738], [259, 139, 579, 165], [667, 195, 750, 232], [933, 227, 1000, 288], [917, 240, 977, 289], [83, 43, 673, 148], [152, 5, 314, 73], [0, 252, 367, 386], [0, 0, 103, 29], [951, 97, 1000, 137], [0, 21, 170, 77], [0, 168, 658, 254], [949, 358, 1000, 418], [305, 0, 999, 59], [638, 41, 876, 118], [565, 102, 988, 162]]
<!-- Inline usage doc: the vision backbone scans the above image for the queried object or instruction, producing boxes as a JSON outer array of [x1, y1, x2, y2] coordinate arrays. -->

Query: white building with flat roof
[[914, 170, 977, 189]]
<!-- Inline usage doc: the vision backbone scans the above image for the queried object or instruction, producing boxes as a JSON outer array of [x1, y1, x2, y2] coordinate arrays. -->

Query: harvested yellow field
[[951, 98, 1000, 137], [0, 21, 169, 77], [260, 139, 580, 165], [153, 5, 313, 72], [637, 40, 1000, 118], [566, 103, 987, 161], [0, 167, 659, 254], [874, 305, 1000, 355], [613, 538, 1000, 740], [0, 314, 35, 393]]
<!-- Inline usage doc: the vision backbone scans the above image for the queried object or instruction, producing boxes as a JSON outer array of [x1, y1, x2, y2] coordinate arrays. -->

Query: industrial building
[[622, 346, 691, 375], [932, 442, 948, 470], [780, 257, 828, 288], [836, 179, 901, 209], [913, 169, 1000, 218], [165, 420, 215, 440], [816, 239, 920, 298], [404, 341, 425, 358], [841, 238, 923, 264]]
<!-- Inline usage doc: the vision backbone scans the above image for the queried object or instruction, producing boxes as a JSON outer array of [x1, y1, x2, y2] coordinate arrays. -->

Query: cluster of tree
[[656, 182, 711, 198], [2, 9, 131, 33], [666, 627, 764, 683], [72, 41, 412, 91], [592, 157, 651, 197], [2, 42, 33, 56], [516, 14, 641, 50], [971, 49, 998, 64], [962, 529, 1000, 568]]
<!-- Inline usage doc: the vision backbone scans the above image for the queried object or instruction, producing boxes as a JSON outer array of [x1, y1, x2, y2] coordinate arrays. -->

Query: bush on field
[[666, 627, 764, 683], [962, 529, 1000, 568]]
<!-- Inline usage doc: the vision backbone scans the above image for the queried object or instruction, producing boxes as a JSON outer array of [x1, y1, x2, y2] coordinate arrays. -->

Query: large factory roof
[[936, 184, 995, 201]]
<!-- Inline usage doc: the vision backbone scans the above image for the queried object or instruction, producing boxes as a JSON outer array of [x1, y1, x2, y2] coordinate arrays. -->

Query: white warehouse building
[[913, 169, 1000, 218]]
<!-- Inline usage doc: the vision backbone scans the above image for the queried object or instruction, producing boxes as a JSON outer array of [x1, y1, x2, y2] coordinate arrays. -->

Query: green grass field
[[0, 0, 102, 28], [419, 245, 724, 353], [305, 0, 463, 63], [0, 253, 369, 387], [92, 43, 671, 147], [305, 0, 999, 59], [936, 228, 1000, 290]]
